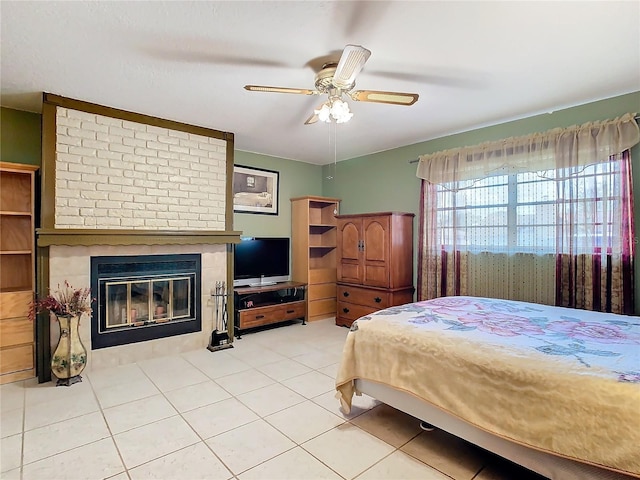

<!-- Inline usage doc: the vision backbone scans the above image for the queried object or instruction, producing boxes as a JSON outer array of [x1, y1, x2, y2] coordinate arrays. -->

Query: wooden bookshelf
[[291, 196, 340, 321], [0, 162, 38, 384]]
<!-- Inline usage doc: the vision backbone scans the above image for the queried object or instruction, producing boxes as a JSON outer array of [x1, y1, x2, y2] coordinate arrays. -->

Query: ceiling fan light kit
[[315, 97, 353, 124], [244, 44, 419, 124]]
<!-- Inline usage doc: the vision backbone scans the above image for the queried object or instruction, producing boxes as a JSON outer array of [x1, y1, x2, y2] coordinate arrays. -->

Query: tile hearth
[[0, 318, 545, 480]]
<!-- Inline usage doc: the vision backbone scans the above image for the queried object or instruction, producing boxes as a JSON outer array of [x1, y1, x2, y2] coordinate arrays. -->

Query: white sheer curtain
[[417, 113, 639, 183], [417, 114, 639, 313]]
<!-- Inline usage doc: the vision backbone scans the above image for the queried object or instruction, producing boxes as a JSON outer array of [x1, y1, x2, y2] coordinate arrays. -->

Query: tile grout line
[[176, 346, 344, 479], [11, 319, 471, 480], [177, 333, 352, 479]]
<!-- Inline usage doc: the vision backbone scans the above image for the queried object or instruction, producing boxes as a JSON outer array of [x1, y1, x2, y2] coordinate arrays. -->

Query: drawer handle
[[255, 315, 265, 319], [286, 309, 295, 314], [343, 308, 349, 313], [374, 297, 382, 303], [343, 291, 350, 297]]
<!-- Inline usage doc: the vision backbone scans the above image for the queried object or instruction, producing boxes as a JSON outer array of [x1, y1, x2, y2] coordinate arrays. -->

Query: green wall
[[233, 151, 322, 237], [1, 107, 41, 166], [324, 91, 640, 310], [324, 91, 640, 213]]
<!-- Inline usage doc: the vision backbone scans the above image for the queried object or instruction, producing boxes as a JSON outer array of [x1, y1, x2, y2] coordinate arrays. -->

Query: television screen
[[233, 237, 290, 287]]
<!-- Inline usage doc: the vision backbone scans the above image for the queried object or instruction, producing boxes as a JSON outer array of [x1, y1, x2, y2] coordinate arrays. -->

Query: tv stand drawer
[[237, 300, 306, 330], [238, 305, 284, 329], [281, 301, 306, 321]]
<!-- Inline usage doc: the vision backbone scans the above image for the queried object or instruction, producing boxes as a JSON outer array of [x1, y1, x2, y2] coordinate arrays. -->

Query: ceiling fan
[[244, 45, 419, 125]]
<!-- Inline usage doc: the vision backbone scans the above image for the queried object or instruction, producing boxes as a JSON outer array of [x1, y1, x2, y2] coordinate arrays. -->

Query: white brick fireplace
[[54, 107, 226, 230], [38, 95, 239, 377]]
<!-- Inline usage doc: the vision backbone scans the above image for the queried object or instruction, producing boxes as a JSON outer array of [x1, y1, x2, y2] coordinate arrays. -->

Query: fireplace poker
[[221, 281, 228, 331], [213, 282, 219, 331], [214, 281, 223, 331]]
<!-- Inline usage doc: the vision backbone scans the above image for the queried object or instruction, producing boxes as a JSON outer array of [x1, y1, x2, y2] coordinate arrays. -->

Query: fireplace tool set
[[208, 281, 233, 352]]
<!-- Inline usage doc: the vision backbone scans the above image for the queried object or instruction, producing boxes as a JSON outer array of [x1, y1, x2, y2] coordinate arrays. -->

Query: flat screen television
[[233, 237, 291, 287]]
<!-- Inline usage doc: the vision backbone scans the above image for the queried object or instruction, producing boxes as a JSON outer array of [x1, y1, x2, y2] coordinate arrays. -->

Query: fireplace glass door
[[104, 275, 193, 329]]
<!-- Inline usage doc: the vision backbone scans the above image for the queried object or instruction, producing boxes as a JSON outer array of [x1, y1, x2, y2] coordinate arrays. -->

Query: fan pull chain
[[333, 122, 338, 214]]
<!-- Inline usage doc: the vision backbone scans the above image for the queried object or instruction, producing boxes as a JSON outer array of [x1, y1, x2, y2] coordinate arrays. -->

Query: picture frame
[[232, 165, 279, 215]]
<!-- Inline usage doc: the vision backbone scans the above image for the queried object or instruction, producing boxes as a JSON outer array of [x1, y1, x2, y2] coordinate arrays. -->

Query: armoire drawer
[[337, 301, 379, 323], [337, 284, 390, 309]]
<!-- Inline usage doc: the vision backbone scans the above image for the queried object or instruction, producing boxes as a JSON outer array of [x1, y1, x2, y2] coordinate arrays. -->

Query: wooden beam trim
[[36, 229, 242, 247], [41, 99, 57, 229], [43, 93, 233, 141]]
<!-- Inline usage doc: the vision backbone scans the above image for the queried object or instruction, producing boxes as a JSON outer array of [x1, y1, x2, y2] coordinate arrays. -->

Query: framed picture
[[232, 165, 279, 215]]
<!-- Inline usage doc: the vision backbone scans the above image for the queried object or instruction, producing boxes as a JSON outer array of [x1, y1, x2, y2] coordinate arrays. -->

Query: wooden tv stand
[[233, 281, 307, 338]]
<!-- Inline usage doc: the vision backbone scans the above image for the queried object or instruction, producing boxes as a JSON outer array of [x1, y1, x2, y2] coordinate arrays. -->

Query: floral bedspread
[[335, 296, 640, 476]]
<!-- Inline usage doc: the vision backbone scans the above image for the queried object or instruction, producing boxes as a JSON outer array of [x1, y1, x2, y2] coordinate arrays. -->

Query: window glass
[[435, 161, 621, 254]]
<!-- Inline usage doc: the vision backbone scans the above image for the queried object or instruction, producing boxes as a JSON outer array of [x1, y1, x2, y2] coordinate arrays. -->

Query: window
[[418, 114, 637, 312], [435, 160, 623, 255]]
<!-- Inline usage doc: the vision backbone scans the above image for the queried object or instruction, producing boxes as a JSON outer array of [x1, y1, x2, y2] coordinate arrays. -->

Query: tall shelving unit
[[0, 162, 38, 384], [291, 196, 340, 322]]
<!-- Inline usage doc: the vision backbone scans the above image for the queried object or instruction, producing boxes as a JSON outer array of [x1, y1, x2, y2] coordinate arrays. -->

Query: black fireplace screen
[[91, 254, 201, 349]]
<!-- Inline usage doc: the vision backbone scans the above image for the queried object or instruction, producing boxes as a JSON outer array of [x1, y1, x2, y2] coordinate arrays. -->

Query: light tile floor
[[0, 318, 547, 480]]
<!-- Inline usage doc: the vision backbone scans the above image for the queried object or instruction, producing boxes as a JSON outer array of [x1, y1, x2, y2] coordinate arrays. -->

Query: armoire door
[[362, 215, 390, 287], [337, 218, 363, 284]]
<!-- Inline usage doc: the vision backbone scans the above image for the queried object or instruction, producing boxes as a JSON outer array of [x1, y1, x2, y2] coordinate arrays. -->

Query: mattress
[[335, 296, 640, 477]]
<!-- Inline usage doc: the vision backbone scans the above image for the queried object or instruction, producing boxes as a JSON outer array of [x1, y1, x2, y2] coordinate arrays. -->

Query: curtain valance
[[416, 113, 640, 184]]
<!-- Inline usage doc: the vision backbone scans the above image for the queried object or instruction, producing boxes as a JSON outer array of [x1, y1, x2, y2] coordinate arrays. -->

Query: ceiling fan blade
[[304, 113, 319, 125], [244, 85, 318, 95], [350, 90, 419, 106], [305, 102, 329, 125], [332, 45, 371, 89]]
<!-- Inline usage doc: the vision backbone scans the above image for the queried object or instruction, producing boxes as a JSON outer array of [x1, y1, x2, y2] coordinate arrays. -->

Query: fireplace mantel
[[37, 229, 242, 247]]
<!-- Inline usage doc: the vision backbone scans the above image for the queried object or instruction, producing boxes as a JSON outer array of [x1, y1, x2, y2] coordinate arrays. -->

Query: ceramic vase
[[51, 314, 87, 386]]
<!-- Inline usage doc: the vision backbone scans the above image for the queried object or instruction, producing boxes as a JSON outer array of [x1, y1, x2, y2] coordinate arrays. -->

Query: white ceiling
[[2, 1, 639, 165]]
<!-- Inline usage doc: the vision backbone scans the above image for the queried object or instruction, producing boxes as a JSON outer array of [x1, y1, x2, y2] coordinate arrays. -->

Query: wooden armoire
[[335, 212, 414, 327]]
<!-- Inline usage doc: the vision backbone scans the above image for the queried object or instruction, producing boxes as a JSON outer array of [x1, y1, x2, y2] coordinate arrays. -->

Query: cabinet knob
[[374, 297, 382, 303], [343, 291, 349, 297], [343, 308, 349, 313], [256, 315, 265, 319], [286, 309, 294, 314]]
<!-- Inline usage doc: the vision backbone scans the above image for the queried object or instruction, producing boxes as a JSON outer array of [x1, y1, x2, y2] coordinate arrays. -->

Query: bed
[[335, 296, 640, 480]]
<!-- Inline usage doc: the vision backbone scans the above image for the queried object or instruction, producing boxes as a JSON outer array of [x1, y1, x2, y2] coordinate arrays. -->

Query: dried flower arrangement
[[29, 281, 93, 321]]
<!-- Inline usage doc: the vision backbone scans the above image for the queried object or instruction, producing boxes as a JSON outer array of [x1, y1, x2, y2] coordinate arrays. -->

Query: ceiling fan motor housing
[[315, 64, 353, 93]]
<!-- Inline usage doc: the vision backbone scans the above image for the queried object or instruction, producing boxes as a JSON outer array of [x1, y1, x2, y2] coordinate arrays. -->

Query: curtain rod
[[407, 114, 640, 164]]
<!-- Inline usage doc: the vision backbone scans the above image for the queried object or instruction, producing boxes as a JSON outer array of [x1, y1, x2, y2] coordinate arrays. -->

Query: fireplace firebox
[[90, 254, 201, 349]]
